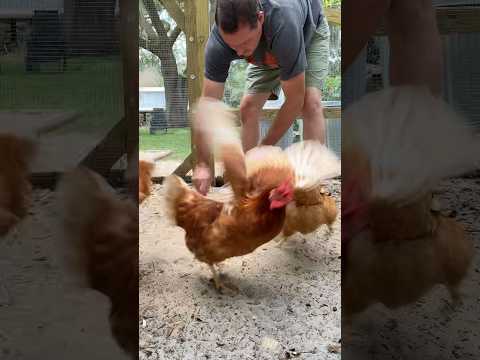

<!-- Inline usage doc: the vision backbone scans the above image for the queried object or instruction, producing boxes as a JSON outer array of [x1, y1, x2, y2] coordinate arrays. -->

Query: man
[[193, 0, 330, 195]]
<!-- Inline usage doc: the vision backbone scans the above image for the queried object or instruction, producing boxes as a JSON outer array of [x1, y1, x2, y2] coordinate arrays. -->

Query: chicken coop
[[344, 1, 480, 131], [139, 0, 341, 181], [0, 0, 136, 187]]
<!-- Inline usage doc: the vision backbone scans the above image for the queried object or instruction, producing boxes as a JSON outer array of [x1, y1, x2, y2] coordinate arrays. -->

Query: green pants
[[245, 15, 330, 98]]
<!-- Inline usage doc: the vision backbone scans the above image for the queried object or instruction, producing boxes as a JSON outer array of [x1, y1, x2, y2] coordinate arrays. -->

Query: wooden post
[[119, 0, 139, 201], [180, 0, 213, 180], [324, 8, 341, 26]]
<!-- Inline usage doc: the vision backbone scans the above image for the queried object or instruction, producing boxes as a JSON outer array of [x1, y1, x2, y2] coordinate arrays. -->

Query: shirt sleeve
[[270, 12, 307, 81], [204, 25, 238, 83]]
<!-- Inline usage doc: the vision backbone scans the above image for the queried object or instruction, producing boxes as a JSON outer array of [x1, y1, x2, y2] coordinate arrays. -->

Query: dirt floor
[[0, 189, 130, 359], [1, 174, 477, 360], [139, 180, 342, 360]]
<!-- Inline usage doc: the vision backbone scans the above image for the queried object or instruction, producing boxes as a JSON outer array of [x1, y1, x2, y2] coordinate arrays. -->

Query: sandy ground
[[0, 189, 130, 360], [344, 177, 480, 360], [139, 180, 342, 360]]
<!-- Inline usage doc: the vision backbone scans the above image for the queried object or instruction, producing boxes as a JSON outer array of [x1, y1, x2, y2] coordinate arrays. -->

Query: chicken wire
[[345, 5, 480, 131], [0, 0, 124, 178]]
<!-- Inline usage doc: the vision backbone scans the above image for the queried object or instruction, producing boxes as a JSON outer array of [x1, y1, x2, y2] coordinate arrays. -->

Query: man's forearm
[[261, 98, 303, 146], [193, 123, 212, 166]]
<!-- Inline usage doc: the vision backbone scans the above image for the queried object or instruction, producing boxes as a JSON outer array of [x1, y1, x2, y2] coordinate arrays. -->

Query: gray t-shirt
[[205, 0, 323, 83]]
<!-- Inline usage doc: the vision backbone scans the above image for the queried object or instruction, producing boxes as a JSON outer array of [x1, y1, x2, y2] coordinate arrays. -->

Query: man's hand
[[193, 163, 212, 195]]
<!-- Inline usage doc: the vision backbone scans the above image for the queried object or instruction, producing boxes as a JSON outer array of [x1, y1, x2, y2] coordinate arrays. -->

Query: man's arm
[[194, 78, 225, 166], [260, 72, 305, 146], [192, 78, 225, 195]]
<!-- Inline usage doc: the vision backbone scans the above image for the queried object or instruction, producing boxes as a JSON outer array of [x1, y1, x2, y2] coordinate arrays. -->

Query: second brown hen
[[276, 141, 340, 246], [0, 133, 36, 236], [57, 167, 138, 358]]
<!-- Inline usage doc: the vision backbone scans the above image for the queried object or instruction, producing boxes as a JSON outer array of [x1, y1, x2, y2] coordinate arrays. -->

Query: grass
[[139, 127, 191, 159], [0, 51, 123, 132]]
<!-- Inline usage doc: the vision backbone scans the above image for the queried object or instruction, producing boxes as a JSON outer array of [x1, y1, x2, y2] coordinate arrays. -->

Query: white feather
[[193, 98, 242, 156], [344, 85, 480, 205], [284, 140, 341, 189], [163, 174, 190, 224], [244, 145, 291, 177]]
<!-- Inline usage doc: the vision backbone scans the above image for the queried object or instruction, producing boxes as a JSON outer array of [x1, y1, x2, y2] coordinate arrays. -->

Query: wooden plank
[[436, 7, 480, 34], [30, 172, 59, 189], [232, 107, 341, 124], [31, 123, 118, 174], [160, 0, 185, 31], [0, 111, 79, 137], [324, 8, 340, 26], [140, 150, 172, 162], [173, 152, 194, 177], [81, 117, 127, 177], [0, 9, 33, 19], [376, 6, 480, 35], [31, 169, 128, 189]]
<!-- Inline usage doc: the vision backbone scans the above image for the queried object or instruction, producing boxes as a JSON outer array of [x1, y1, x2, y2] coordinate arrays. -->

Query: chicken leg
[[275, 234, 289, 248], [208, 264, 239, 295]]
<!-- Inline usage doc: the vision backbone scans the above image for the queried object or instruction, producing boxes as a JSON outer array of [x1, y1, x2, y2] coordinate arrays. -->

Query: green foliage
[[322, 74, 341, 101], [223, 60, 248, 108], [323, 0, 341, 8]]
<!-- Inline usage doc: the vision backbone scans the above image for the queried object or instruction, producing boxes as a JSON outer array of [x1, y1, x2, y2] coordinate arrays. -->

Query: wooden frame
[[376, 6, 480, 35]]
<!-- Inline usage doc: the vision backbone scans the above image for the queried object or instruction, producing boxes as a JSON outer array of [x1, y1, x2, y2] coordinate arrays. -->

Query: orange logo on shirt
[[246, 51, 279, 68]]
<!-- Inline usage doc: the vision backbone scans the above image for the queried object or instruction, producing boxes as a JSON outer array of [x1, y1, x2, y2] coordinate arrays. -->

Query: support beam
[[81, 117, 127, 177], [376, 7, 480, 35], [176, 0, 212, 179], [120, 0, 139, 201], [324, 8, 340, 26]]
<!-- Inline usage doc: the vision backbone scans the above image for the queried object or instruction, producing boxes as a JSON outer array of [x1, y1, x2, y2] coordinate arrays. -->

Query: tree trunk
[[161, 50, 188, 128]]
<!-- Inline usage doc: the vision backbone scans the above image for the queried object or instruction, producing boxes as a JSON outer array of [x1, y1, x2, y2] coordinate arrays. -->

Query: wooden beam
[[173, 152, 194, 177], [160, 0, 185, 31], [120, 0, 139, 202], [176, 0, 211, 178], [232, 107, 341, 124], [31, 169, 129, 189], [80, 117, 127, 177], [324, 8, 340, 26], [436, 7, 480, 34], [376, 6, 480, 35]]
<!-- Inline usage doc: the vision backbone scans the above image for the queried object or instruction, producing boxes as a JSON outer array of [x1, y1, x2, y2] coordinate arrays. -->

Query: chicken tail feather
[[285, 140, 340, 190], [164, 174, 190, 224]]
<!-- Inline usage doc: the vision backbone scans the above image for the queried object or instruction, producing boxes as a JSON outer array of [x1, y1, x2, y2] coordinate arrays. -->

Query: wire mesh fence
[[0, 0, 125, 181], [345, 3, 480, 131]]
